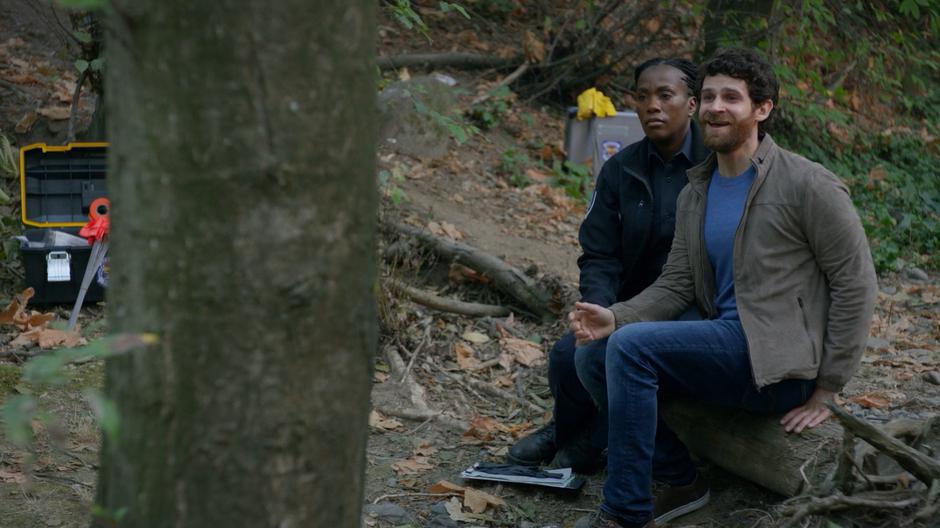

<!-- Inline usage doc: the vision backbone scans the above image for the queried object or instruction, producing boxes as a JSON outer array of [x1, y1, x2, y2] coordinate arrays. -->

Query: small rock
[[364, 502, 412, 525], [880, 285, 897, 295], [866, 337, 890, 350], [573, 515, 594, 528], [425, 515, 459, 528], [907, 267, 929, 281], [925, 371, 940, 385], [429, 502, 448, 515]]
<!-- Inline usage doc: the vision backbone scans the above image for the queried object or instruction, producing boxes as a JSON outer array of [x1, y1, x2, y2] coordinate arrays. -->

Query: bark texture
[[662, 399, 842, 497], [96, 2, 376, 527]]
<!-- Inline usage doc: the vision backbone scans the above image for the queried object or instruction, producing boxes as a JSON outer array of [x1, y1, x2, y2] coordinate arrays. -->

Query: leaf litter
[[0, 288, 86, 350]]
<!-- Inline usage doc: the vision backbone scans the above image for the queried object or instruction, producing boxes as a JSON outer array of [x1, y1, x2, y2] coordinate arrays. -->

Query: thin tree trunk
[[96, 2, 376, 527]]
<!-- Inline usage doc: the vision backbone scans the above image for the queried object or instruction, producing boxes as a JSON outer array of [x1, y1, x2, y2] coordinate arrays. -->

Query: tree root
[[385, 278, 511, 317], [779, 491, 921, 528], [384, 222, 555, 321], [829, 403, 940, 485]]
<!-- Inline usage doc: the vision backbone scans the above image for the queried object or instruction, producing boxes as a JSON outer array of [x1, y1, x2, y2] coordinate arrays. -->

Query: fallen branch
[[916, 479, 940, 521], [385, 222, 554, 321], [375, 404, 467, 433], [829, 403, 940, 485], [377, 52, 520, 71], [438, 369, 544, 414], [471, 62, 530, 105], [385, 278, 511, 318], [779, 491, 921, 528], [381, 345, 469, 432]]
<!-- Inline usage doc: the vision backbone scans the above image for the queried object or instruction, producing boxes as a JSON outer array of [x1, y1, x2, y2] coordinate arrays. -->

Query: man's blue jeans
[[576, 319, 815, 526]]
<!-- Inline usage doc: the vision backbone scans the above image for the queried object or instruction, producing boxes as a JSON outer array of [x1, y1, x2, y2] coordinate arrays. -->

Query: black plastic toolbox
[[17, 143, 108, 305]]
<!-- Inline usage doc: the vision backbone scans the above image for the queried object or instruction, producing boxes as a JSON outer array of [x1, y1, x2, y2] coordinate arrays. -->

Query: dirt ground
[[0, 3, 938, 528]]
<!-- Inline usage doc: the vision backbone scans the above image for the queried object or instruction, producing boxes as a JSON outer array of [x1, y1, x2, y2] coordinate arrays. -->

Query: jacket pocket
[[797, 296, 819, 365]]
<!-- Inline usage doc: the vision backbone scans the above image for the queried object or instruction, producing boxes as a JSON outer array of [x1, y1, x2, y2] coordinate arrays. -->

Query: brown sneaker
[[578, 510, 657, 528], [653, 473, 710, 524]]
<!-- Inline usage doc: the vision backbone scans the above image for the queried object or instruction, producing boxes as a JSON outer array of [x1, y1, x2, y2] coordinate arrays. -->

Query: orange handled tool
[[68, 198, 110, 330]]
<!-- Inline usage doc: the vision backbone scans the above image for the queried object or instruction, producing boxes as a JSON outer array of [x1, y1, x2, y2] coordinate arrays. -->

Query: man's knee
[[548, 332, 578, 389], [574, 340, 607, 398], [606, 323, 653, 365], [549, 332, 577, 371]]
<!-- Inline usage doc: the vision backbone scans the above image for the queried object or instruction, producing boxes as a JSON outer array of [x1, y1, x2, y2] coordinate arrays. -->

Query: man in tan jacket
[[573, 48, 878, 528]]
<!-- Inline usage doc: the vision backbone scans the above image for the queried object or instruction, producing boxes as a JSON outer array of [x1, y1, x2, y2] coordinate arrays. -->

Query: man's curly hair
[[696, 48, 779, 133]]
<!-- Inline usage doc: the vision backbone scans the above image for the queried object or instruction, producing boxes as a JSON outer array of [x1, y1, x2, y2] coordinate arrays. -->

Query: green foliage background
[[714, 0, 940, 272]]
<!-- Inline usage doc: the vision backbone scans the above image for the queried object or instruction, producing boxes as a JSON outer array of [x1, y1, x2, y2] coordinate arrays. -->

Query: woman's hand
[[781, 387, 836, 433], [569, 302, 616, 346]]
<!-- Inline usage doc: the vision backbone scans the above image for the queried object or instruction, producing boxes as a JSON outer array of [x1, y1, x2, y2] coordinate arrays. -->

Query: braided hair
[[634, 58, 698, 96]]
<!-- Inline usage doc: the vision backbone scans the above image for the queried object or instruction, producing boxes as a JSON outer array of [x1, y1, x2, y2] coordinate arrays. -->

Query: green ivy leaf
[[84, 389, 120, 442], [75, 59, 89, 73], [73, 30, 92, 44], [89, 57, 105, 71], [1, 394, 37, 447]]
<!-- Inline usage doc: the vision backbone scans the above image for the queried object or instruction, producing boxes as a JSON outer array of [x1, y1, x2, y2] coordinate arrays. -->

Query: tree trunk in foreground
[[96, 2, 376, 527], [662, 400, 842, 497]]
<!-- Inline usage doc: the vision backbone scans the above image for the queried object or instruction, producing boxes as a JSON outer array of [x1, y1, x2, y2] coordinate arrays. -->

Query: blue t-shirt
[[704, 165, 756, 320]]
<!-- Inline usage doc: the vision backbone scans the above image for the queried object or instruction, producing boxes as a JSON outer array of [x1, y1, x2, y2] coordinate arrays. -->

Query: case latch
[[46, 251, 71, 282]]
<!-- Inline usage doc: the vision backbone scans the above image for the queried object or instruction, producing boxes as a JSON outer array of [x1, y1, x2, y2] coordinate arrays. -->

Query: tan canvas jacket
[[609, 133, 877, 392]]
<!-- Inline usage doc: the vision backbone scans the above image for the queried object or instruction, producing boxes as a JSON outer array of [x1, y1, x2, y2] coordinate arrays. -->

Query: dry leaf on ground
[[27, 312, 54, 328], [428, 480, 465, 495], [0, 469, 26, 484], [427, 221, 463, 241], [849, 392, 891, 409], [444, 497, 474, 522], [440, 221, 463, 240], [464, 487, 505, 513], [523, 30, 545, 63], [455, 342, 482, 370], [461, 331, 489, 344], [37, 106, 70, 120], [414, 441, 437, 456], [36, 328, 86, 349], [463, 414, 506, 441], [0, 287, 34, 325], [449, 263, 489, 284], [15, 111, 37, 134], [500, 337, 543, 367], [369, 410, 403, 431], [391, 456, 435, 475]]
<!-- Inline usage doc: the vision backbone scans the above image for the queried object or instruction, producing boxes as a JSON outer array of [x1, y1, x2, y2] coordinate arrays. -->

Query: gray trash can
[[564, 107, 645, 179]]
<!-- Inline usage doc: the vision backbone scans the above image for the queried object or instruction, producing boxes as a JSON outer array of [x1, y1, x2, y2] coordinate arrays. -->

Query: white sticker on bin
[[47, 251, 71, 282]]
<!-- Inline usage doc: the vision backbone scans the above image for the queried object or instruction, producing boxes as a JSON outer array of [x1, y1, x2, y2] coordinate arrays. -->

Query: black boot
[[551, 430, 605, 474], [506, 421, 557, 466]]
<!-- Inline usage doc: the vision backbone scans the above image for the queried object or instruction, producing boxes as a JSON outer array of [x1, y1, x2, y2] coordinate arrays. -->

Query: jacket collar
[[623, 120, 708, 182], [687, 132, 778, 192]]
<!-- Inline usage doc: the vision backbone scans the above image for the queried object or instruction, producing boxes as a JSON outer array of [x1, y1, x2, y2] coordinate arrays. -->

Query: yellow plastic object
[[576, 88, 617, 120], [19, 142, 109, 228]]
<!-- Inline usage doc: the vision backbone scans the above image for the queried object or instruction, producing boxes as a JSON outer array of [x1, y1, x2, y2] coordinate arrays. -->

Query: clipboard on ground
[[460, 462, 586, 490]]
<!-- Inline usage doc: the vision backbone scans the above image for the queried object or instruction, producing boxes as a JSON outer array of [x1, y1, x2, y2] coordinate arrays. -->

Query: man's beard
[[702, 115, 754, 153]]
